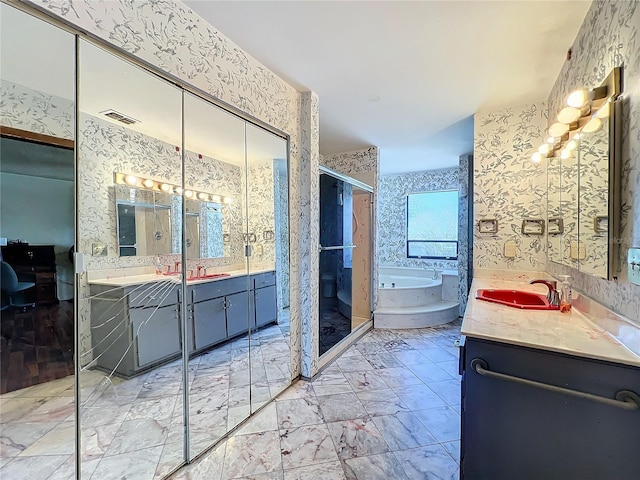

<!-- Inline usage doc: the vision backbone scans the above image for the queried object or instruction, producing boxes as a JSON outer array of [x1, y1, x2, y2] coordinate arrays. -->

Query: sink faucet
[[174, 261, 181, 273], [197, 265, 205, 277], [529, 279, 559, 306]]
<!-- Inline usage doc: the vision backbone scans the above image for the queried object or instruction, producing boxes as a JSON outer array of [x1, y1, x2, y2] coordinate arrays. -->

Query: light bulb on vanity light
[[124, 175, 138, 186], [531, 152, 543, 163], [184, 190, 194, 199], [142, 179, 154, 189], [223, 197, 232, 204], [548, 122, 570, 138], [560, 149, 572, 160], [582, 117, 602, 133], [160, 183, 171, 192], [211, 195, 222, 203], [545, 135, 557, 144], [197, 192, 208, 201], [538, 143, 552, 156], [566, 139, 578, 151], [175, 187, 183, 195], [557, 107, 581, 124], [567, 88, 588, 108]]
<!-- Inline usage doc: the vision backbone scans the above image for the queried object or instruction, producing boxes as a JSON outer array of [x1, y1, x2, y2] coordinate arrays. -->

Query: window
[[406, 190, 458, 259]]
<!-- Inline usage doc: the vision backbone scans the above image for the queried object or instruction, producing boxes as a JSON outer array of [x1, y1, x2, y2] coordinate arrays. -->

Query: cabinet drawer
[[192, 276, 247, 303], [127, 283, 179, 309], [252, 271, 276, 290]]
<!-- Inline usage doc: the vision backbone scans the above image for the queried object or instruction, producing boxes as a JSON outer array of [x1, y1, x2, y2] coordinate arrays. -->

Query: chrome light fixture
[[114, 172, 230, 204]]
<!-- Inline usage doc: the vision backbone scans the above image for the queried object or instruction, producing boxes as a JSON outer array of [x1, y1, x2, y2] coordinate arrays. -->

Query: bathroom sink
[[476, 289, 559, 310]]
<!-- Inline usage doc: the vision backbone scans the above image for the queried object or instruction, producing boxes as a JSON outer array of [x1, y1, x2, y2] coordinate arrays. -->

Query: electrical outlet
[[504, 241, 517, 258], [570, 241, 586, 260], [92, 243, 108, 256], [628, 248, 640, 286]]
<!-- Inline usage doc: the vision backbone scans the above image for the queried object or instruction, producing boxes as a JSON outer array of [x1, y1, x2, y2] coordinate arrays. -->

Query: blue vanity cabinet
[[89, 282, 181, 377], [251, 271, 277, 328], [460, 337, 640, 480]]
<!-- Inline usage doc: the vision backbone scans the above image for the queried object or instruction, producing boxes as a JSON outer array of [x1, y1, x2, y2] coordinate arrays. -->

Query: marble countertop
[[461, 277, 640, 368], [88, 267, 274, 287]]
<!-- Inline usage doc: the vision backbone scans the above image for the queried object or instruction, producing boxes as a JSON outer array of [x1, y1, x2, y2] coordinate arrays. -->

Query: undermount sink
[[476, 289, 559, 310]]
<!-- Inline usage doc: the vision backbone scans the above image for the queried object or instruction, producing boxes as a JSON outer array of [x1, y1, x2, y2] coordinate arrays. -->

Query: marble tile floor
[[171, 320, 462, 480], [0, 311, 292, 480]]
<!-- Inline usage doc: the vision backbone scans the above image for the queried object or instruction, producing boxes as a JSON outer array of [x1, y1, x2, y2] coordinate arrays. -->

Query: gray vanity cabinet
[[460, 337, 640, 479], [252, 272, 277, 328], [191, 297, 226, 350], [89, 282, 180, 377], [225, 291, 251, 337]]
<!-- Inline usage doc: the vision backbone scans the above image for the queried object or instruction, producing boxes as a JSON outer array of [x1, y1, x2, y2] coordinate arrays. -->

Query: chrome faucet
[[425, 266, 438, 280], [529, 279, 559, 306]]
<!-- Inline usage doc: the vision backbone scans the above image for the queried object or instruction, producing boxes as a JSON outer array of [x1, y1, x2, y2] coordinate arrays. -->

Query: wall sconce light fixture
[[531, 67, 621, 163], [114, 172, 232, 205]]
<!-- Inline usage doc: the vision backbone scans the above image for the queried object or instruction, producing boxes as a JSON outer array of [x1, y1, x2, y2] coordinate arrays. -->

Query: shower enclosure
[[318, 166, 373, 356]]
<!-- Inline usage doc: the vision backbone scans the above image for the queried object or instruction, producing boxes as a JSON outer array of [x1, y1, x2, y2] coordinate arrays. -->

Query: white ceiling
[[184, 0, 591, 174]]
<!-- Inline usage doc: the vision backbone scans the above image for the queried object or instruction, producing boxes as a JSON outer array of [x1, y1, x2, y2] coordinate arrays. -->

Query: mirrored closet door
[[0, 3, 77, 478]]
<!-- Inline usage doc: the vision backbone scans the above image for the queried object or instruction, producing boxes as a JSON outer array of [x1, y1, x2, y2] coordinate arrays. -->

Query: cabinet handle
[[470, 358, 640, 411]]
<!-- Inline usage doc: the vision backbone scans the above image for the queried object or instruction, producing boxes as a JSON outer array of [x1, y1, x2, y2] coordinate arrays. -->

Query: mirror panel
[[578, 115, 610, 277], [245, 123, 291, 413], [0, 3, 77, 479], [183, 91, 252, 458], [547, 157, 563, 264], [560, 145, 580, 269], [78, 39, 185, 478]]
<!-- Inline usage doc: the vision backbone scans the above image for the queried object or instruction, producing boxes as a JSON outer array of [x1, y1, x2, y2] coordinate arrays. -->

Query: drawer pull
[[471, 358, 640, 411]]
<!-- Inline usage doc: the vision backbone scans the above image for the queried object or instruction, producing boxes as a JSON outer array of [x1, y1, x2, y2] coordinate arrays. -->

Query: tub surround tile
[[393, 444, 459, 479]]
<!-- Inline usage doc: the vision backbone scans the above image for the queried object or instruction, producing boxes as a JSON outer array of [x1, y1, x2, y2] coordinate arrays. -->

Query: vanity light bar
[[113, 172, 232, 204], [531, 67, 621, 163]]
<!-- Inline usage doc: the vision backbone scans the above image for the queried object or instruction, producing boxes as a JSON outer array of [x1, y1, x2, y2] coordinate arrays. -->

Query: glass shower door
[[318, 168, 373, 356]]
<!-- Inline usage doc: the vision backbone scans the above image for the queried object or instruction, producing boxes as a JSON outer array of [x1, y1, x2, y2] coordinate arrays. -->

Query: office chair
[[1, 261, 36, 311]]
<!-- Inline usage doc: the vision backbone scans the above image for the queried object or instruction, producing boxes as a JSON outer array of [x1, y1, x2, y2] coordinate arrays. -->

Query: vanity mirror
[[545, 67, 622, 280], [114, 182, 228, 259]]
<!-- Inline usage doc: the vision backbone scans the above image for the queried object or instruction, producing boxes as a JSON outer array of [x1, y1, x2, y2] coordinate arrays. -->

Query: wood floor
[[0, 301, 74, 394]]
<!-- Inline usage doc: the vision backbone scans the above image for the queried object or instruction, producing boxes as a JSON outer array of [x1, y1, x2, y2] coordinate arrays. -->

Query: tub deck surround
[[375, 267, 459, 329], [462, 277, 640, 367]]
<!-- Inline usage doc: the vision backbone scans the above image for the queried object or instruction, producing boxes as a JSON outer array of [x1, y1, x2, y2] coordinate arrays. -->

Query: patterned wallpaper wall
[[546, 0, 640, 323], [378, 167, 459, 270], [28, 0, 315, 376], [458, 154, 473, 315], [473, 101, 548, 271], [0, 79, 73, 138]]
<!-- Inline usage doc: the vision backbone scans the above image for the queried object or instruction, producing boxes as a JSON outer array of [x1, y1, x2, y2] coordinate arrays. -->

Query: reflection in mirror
[[318, 169, 373, 357], [183, 92, 252, 458], [560, 146, 580, 269], [78, 39, 185, 478], [0, 4, 77, 478], [547, 157, 563, 264], [578, 115, 610, 277], [245, 123, 291, 413]]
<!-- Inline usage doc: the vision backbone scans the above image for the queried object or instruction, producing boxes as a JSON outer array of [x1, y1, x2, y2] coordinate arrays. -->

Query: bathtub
[[375, 267, 459, 328]]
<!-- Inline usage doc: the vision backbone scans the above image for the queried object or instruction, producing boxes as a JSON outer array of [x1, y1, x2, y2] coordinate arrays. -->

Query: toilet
[[321, 273, 336, 297]]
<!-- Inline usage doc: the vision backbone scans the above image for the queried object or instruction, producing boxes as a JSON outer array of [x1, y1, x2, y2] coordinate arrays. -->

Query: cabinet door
[[226, 291, 250, 337], [192, 297, 226, 350], [255, 285, 277, 328], [131, 305, 181, 367]]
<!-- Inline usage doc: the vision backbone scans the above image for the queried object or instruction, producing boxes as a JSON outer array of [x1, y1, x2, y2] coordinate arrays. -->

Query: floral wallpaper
[[458, 154, 473, 315], [28, 0, 315, 375], [0, 79, 74, 138], [473, 101, 548, 271], [546, 0, 640, 323], [378, 167, 459, 270]]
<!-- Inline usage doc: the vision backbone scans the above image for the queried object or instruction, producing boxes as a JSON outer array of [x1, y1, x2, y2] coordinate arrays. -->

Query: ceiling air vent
[[100, 109, 139, 125]]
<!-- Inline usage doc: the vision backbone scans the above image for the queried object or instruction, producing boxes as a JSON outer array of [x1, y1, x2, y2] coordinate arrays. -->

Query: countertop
[[461, 277, 640, 368], [88, 267, 274, 287]]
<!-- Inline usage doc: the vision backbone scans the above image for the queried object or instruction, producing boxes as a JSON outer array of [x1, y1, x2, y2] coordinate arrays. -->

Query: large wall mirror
[[547, 68, 622, 280], [1, 3, 291, 479], [0, 3, 77, 479]]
